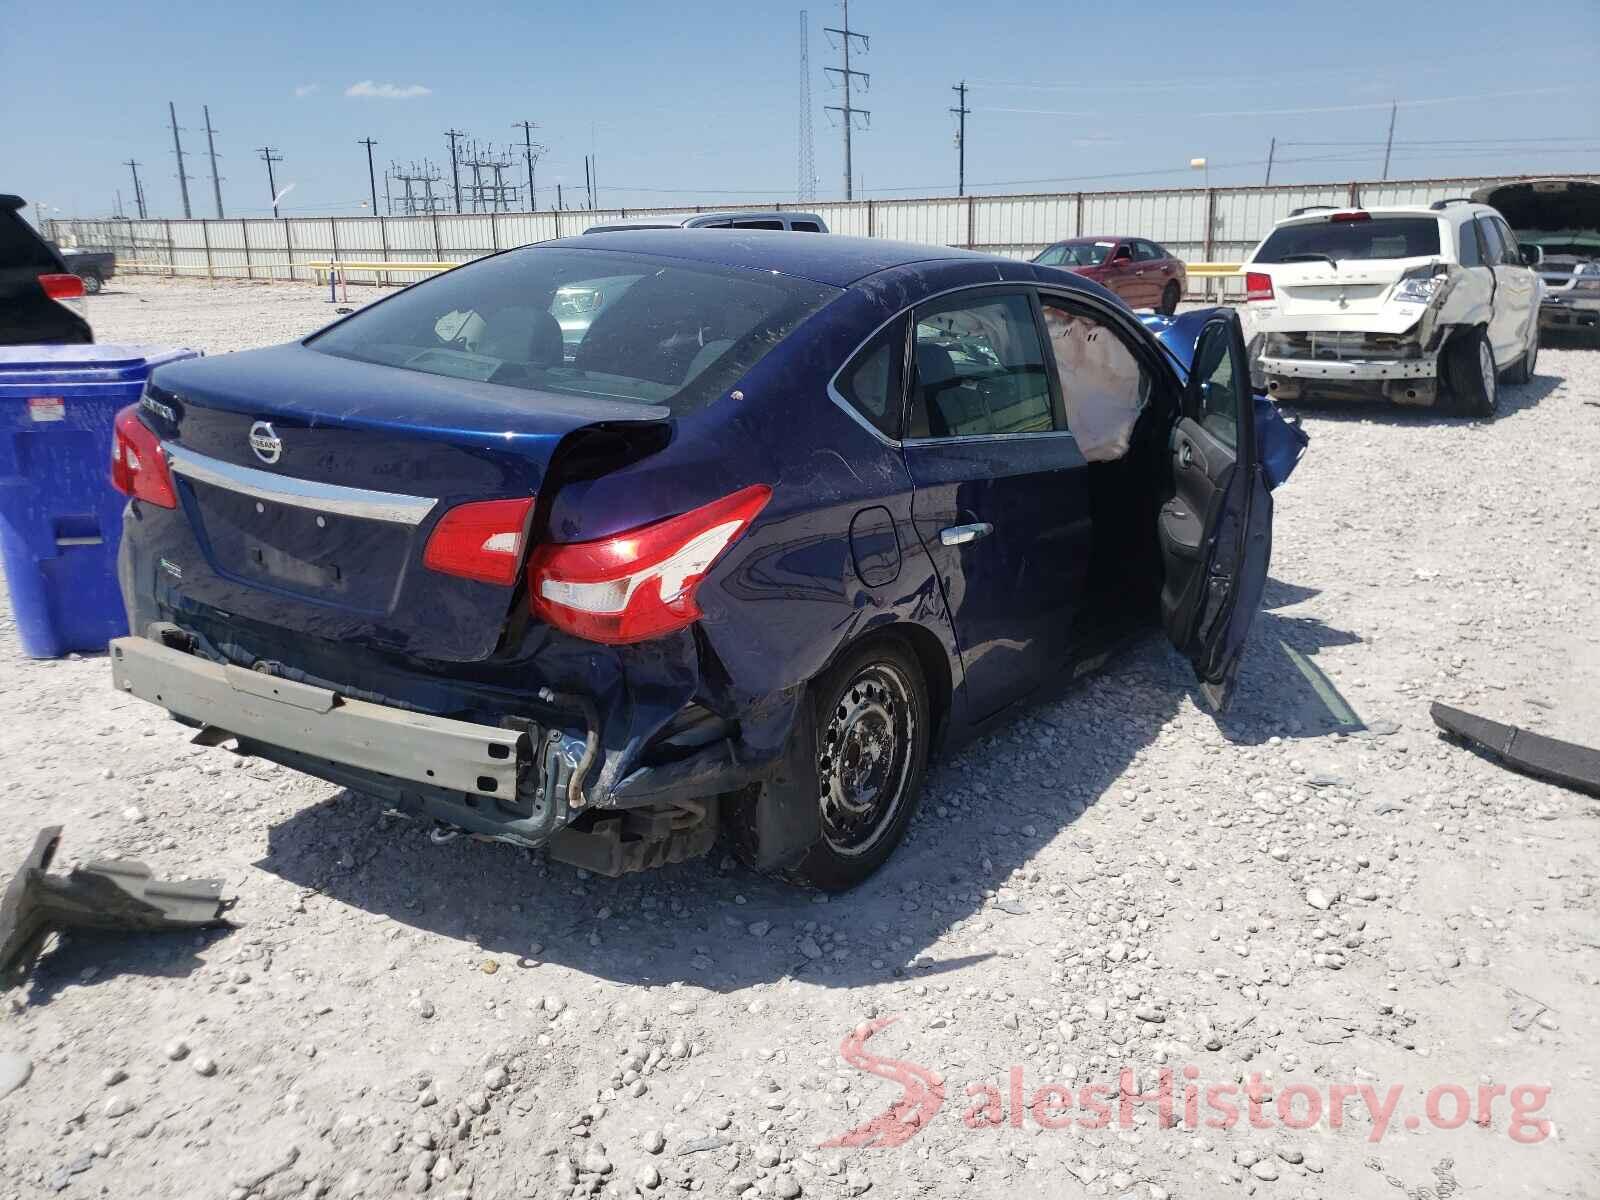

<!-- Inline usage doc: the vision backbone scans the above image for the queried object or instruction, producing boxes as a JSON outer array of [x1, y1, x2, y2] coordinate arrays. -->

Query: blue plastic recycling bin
[[0, 343, 201, 658]]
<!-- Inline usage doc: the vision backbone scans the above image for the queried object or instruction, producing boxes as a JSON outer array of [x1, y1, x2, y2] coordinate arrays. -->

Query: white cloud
[[345, 80, 433, 100], [293, 84, 320, 98]]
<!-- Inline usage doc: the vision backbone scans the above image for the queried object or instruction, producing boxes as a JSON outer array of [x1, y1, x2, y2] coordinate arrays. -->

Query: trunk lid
[[146, 343, 669, 662], [1255, 257, 1433, 318]]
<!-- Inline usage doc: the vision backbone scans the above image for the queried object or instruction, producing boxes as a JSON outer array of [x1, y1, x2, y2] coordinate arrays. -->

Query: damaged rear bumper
[[109, 633, 769, 871], [1260, 352, 1439, 405]]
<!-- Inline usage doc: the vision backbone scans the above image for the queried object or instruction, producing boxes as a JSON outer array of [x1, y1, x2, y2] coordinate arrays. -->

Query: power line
[[257, 146, 284, 218], [951, 80, 970, 197], [167, 101, 193, 219], [823, 0, 869, 200], [203, 105, 224, 219]]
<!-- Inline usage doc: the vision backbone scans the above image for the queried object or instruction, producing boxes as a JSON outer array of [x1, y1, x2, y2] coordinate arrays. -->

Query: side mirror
[[1519, 244, 1543, 267]]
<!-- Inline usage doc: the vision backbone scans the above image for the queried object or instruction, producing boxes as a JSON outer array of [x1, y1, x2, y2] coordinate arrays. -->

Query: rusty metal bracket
[[1, 827, 234, 989]]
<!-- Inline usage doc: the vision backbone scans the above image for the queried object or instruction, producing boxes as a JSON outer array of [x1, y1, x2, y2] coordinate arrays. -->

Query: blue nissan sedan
[[109, 231, 1273, 890]]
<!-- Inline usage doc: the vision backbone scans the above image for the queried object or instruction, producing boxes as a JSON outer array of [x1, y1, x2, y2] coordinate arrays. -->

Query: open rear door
[[1157, 310, 1272, 711]]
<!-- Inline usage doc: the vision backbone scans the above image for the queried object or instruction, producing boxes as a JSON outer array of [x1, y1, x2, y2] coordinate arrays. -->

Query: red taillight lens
[[110, 405, 178, 508], [528, 484, 772, 645], [1245, 272, 1275, 302], [423, 497, 536, 586], [1330, 211, 1370, 223], [39, 273, 85, 301]]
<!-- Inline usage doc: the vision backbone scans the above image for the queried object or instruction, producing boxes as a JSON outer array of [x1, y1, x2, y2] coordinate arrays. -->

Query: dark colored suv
[[1, 196, 91, 345]]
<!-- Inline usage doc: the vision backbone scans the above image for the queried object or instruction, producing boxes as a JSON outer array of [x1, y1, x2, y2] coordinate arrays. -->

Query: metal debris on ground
[[0, 826, 234, 988], [1430, 701, 1600, 799]]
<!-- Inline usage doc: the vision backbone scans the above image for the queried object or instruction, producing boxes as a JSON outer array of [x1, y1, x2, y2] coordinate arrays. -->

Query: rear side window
[[1255, 217, 1442, 262], [790, 221, 822, 233], [1134, 241, 1164, 262], [906, 292, 1053, 439], [309, 248, 839, 415], [834, 320, 904, 439], [732, 220, 784, 230], [0, 211, 58, 271]]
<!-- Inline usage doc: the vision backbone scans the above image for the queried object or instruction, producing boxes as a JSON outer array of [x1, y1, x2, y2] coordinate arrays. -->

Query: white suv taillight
[[528, 485, 772, 645], [1245, 272, 1275, 302]]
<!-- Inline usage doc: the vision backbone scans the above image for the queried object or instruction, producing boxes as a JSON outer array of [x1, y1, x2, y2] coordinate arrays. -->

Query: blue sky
[[3, 0, 1595, 221]]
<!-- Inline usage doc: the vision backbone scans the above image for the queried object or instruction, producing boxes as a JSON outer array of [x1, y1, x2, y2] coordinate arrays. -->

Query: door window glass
[[1134, 240, 1164, 262], [1040, 301, 1151, 462], [1457, 220, 1483, 267], [790, 221, 822, 232], [1493, 218, 1522, 266], [906, 293, 1053, 439], [1476, 217, 1505, 266], [1190, 321, 1240, 449], [834, 321, 903, 439], [732, 219, 785, 230]]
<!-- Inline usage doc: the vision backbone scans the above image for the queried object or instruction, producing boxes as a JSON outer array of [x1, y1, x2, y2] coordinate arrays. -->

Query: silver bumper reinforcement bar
[[109, 636, 522, 799]]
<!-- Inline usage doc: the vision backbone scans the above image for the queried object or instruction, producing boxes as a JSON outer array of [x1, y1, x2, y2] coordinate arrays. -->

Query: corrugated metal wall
[[51, 172, 1595, 298]]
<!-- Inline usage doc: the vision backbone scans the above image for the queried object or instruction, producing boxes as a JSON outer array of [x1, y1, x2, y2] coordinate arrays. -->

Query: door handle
[[1178, 441, 1195, 468], [940, 522, 993, 547]]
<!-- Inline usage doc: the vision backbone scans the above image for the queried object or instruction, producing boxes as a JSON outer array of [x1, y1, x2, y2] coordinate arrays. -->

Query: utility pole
[[1380, 102, 1397, 180], [202, 105, 225, 218], [823, 0, 870, 201], [358, 138, 379, 214], [167, 101, 193, 218], [950, 80, 970, 197], [444, 129, 465, 213], [125, 159, 147, 219], [557, 182, 565, 211], [584, 156, 593, 209], [1264, 136, 1276, 186], [258, 146, 283, 218], [513, 120, 545, 212]]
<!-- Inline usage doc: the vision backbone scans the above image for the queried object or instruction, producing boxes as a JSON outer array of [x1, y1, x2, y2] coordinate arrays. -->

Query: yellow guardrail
[[1185, 262, 1242, 277]]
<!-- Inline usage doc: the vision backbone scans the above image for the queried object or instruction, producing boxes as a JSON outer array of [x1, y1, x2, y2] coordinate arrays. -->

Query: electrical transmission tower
[[124, 159, 147, 220], [203, 105, 225, 218], [257, 146, 284, 218], [390, 161, 445, 216], [513, 121, 547, 212], [461, 141, 518, 212], [167, 102, 194, 218], [823, 0, 869, 201], [797, 10, 817, 202]]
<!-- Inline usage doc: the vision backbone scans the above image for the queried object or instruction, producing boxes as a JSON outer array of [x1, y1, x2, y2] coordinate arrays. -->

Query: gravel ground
[[1, 275, 1597, 1199]]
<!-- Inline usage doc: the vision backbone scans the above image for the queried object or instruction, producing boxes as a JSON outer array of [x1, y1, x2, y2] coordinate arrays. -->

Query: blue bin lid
[[0, 343, 201, 383]]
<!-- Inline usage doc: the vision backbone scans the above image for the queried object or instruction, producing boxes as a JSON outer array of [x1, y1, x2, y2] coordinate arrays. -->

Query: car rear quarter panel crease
[[543, 280, 964, 743]]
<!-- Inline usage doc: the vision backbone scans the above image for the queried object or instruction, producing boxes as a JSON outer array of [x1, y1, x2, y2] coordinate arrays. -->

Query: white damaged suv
[[1242, 200, 1540, 417]]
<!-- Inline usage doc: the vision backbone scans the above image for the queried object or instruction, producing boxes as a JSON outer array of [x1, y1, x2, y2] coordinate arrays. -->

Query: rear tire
[[1442, 327, 1497, 418], [1158, 281, 1181, 316], [80, 271, 103, 295], [728, 636, 930, 891]]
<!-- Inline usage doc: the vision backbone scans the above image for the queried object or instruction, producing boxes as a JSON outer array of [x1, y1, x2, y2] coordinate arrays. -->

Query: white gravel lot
[[1, 275, 1597, 1199]]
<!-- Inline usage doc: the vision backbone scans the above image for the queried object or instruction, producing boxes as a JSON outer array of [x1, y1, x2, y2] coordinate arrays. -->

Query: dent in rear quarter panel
[[541, 284, 965, 745]]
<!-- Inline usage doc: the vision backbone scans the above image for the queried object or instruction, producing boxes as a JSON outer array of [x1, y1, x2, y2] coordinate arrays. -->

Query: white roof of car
[[1275, 202, 1491, 228]]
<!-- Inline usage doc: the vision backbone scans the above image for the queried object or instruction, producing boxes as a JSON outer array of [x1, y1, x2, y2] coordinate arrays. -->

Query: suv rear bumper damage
[[1259, 351, 1439, 405]]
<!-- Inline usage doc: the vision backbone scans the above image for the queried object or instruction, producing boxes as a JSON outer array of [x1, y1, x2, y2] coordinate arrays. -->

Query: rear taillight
[[1330, 211, 1370, 223], [1245, 272, 1275, 302], [423, 497, 536, 586], [528, 484, 772, 645], [39, 273, 85, 301], [110, 405, 178, 508]]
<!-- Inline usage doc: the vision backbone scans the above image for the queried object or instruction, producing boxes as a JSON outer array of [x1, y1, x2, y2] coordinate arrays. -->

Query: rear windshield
[[308, 248, 839, 413], [1037, 240, 1115, 267], [1254, 217, 1441, 263], [0, 211, 58, 271]]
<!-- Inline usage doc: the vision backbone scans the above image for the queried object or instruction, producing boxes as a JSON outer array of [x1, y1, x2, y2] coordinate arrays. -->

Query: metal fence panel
[[56, 172, 1599, 295]]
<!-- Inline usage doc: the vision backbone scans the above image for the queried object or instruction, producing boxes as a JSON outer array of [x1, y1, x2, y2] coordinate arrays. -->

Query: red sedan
[[1032, 237, 1187, 314]]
